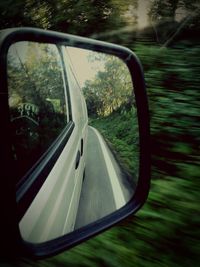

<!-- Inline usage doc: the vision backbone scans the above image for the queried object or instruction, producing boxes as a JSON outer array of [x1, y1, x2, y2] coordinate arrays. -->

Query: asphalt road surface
[[75, 126, 134, 230]]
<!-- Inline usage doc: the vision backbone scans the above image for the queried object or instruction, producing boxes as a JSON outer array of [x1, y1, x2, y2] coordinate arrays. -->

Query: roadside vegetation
[[90, 105, 139, 178]]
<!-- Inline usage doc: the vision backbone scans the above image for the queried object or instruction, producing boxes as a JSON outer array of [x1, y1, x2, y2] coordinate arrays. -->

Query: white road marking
[[90, 127, 126, 209]]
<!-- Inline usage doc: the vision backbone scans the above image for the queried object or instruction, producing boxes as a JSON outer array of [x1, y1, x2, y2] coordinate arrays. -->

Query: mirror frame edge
[[0, 27, 150, 259]]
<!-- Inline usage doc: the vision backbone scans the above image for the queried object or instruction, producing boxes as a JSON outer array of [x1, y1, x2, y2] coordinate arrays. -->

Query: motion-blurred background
[[1, 0, 199, 266]]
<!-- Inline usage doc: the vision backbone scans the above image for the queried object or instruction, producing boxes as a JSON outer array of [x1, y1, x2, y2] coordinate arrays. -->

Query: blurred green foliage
[[0, 0, 134, 35]]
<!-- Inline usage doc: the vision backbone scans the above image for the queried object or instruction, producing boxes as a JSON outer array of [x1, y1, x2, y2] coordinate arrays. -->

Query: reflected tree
[[7, 42, 67, 181], [83, 54, 134, 117]]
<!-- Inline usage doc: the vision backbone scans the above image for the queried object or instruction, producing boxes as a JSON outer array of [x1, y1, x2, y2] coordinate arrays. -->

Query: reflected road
[[75, 126, 134, 229]]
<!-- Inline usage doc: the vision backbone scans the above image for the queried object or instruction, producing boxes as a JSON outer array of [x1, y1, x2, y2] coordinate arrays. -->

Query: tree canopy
[[0, 0, 136, 35], [82, 53, 134, 117]]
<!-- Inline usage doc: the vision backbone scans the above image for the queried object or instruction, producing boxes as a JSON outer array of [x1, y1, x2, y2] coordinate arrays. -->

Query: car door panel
[[19, 127, 81, 243], [17, 44, 88, 243]]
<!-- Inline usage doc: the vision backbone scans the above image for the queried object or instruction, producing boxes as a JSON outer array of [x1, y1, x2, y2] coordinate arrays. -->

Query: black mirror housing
[[0, 27, 150, 259]]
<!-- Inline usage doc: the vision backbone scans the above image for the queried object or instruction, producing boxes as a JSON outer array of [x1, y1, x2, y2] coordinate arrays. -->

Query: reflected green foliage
[[81, 52, 139, 185], [8, 42, 67, 182], [91, 104, 139, 182], [90, 104, 139, 178], [83, 54, 133, 117]]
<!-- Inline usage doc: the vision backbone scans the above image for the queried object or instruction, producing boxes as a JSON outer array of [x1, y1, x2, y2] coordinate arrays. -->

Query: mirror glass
[[7, 41, 139, 243]]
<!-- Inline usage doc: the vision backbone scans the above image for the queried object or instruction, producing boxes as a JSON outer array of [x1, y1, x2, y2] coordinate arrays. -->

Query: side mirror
[[0, 28, 150, 258]]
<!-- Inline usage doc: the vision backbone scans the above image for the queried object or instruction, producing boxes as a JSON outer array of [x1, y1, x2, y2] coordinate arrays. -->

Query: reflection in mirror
[[7, 41, 68, 183], [66, 47, 139, 228], [7, 42, 139, 244]]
